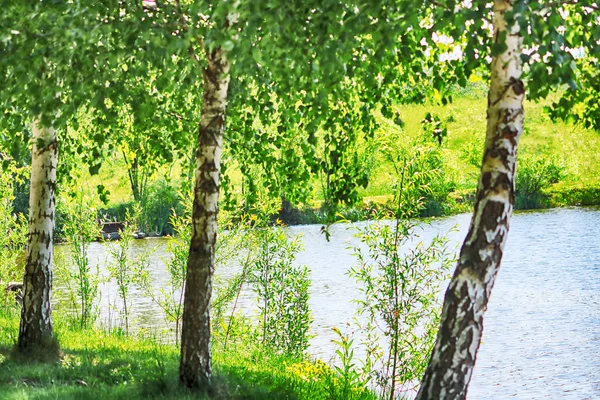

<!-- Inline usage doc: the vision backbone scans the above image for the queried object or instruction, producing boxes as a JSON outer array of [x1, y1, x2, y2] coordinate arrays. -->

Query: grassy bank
[[0, 309, 375, 400], [22, 86, 597, 234]]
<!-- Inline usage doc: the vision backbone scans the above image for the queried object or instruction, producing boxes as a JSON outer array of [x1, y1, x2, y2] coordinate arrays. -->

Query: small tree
[[137, 211, 190, 344], [58, 189, 102, 328], [107, 211, 151, 333], [351, 143, 454, 398], [251, 209, 312, 356]]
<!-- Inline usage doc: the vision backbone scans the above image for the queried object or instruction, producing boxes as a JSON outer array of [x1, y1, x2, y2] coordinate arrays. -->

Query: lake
[[56, 207, 600, 399]]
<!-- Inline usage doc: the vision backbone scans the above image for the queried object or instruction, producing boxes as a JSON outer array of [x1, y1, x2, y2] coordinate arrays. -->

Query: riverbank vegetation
[[10, 81, 600, 238], [3, 1, 600, 398], [1, 154, 451, 399]]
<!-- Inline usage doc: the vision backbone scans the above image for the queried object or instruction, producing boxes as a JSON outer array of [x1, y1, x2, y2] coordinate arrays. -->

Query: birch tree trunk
[[416, 1, 524, 398], [179, 47, 230, 390], [18, 119, 58, 356]]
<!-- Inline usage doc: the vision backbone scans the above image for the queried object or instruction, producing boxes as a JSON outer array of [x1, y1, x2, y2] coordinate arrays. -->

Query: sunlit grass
[[362, 94, 600, 197], [0, 309, 375, 400]]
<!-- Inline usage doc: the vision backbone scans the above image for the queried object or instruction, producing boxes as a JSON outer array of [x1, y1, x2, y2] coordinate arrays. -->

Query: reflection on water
[[54, 207, 600, 399]]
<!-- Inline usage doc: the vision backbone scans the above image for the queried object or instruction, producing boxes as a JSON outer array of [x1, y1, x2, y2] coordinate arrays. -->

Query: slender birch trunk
[[416, 1, 524, 398], [179, 47, 230, 389], [18, 119, 58, 355]]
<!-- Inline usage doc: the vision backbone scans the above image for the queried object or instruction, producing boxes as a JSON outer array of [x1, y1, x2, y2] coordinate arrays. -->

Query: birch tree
[[173, 0, 464, 388], [0, 3, 75, 355], [416, 1, 525, 397], [17, 120, 58, 354], [0, 1, 162, 354], [417, 1, 600, 397], [179, 47, 233, 391]]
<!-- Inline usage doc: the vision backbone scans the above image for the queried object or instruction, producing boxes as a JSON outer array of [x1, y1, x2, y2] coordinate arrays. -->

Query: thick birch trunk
[[18, 119, 58, 355], [416, 1, 524, 398], [179, 48, 230, 390]]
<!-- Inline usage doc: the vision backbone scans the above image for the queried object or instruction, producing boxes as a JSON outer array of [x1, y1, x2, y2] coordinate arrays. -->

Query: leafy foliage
[[347, 142, 454, 398], [106, 210, 152, 333], [515, 151, 567, 209], [139, 178, 183, 236], [0, 161, 27, 308], [351, 221, 453, 398], [211, 200, 313, 357], [56, 190, 103, 328]]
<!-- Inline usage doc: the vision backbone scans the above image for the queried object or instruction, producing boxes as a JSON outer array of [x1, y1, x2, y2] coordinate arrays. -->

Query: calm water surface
[[57, 207, 600, 399]]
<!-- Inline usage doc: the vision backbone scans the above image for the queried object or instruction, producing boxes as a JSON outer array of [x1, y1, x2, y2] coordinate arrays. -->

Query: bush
[[55, 189, 102, 328], [545, 184, 600, 207], [98, 201, 136, 223], [252, 223, 311, 356], [212, 201, 313, 357], [515, 152, 567, 209], [0, 163, 27, 308], [140, 178, 184, 235]]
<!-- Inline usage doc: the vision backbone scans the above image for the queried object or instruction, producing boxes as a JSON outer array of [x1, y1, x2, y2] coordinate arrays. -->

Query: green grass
[[0, 309, 375, 400], [357, 91, 600, 208]]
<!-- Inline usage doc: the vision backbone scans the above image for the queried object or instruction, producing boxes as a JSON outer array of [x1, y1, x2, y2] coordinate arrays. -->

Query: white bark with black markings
[[18, 119, 58, 352], [416, 1, 524, 398], [179, 47, 230, 390]]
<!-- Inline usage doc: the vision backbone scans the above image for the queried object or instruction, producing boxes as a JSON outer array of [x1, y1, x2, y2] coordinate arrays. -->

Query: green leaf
[[221, 40, 235, 52], [89, 163, 101, 176]]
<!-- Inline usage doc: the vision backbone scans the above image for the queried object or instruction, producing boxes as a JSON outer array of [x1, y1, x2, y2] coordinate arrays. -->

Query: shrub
[[252, 222, 311, 356], [515, 152, 567, 209], [0, 162, 27, 308], [107, 210, 152, 333], [212, 200, 313, 357], [351, 220, 453, 398], [140, 178, 183, 235], [545, 184, 600, 207], [56, 189, 102, 328]]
